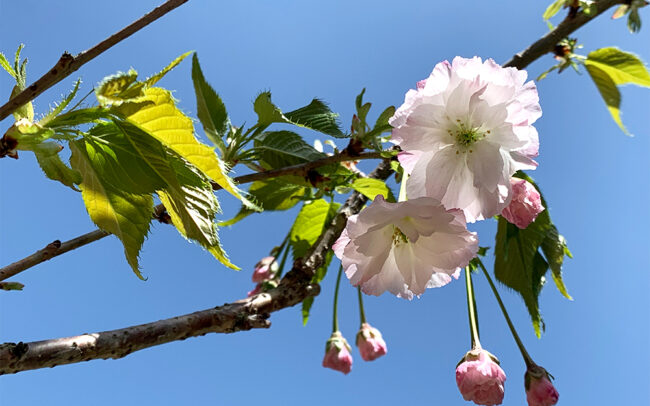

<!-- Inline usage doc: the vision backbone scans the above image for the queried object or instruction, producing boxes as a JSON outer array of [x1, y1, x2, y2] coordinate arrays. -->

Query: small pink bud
[[355, 323, 387, 361], [456, 348, 506, 406], [251, 256, 278, 283], [525, 365, 559, 406], [322, 331, 353, 375], [501, 178, 545, 229]]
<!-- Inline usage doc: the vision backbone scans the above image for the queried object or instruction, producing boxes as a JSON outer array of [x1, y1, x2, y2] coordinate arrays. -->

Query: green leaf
[[284, 99, 345, 137], [543, 0, 566, 20], [35, 151, 82, 190], [110, 119, 237, 270], [628, 8, 641, 33], [253, 92, 345, 137], [220, 177, 307, 226], [143, 51, 192, 88], [70, 139, 155, 279], [541, 225, 573, 300], [116, 87, 257, 210], [586, 48, 650, 87], [290, 199, 340, 260], [156, 154, 235, 270], [494, 175, 572, 337], [191, 53, 229, 150], [350, 178, 395, 202], [95, 69, 141, 106], [39, 79, 82, 126], [254, 130, 326, 169], [0, 52, 16, 78], [584, 63, 628, 135], [45, 107, 112, 129]]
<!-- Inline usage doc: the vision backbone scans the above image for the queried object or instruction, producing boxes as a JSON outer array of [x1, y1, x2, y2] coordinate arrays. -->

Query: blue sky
[[0, 1, 648, 405]]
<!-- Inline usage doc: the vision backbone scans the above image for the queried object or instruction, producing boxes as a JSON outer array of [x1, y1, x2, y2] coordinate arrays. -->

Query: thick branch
[[0, 151, 383, 282], [0, 159, 394, 374], [0, 0, 189, 122], [504, 0, 626, 69]]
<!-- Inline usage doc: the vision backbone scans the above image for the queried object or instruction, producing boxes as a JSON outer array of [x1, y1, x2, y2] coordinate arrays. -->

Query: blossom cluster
[[330, 57, 555, 405]]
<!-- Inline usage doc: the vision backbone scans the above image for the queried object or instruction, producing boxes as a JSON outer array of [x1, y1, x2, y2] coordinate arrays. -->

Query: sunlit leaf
[[350, 178, 395, 202], [40, 79, 82, 126], [191, 53, 229, 150], [290, 199, 340, 260], [95, 69, 140, 106], [35, 151, 81, 190], [543, 0, 566, 20], [143, 51, 192, 88], [584, 64, 628, 135], [586, 47, 650, 87]]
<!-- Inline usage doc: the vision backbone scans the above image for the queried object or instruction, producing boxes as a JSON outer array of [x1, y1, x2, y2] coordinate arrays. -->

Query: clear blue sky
[[1, 1, 648, 405]]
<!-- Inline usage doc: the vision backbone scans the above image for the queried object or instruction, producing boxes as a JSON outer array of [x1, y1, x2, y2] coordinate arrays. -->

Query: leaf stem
[[332, 263, 343, 332], [464, 266, 481, 349], [477, 258, 535, 367], [357, 286, 367, 325], [275, 232, 292, 278]]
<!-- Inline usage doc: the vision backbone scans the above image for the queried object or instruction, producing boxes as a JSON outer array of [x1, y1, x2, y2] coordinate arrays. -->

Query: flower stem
[[332, 264, 343, 333], [464, 266, 481, 349], [477, 258, 535, 367], [274, 230, 292, 278], [357, 286, 367, 325], [398, 173, 409, 202]]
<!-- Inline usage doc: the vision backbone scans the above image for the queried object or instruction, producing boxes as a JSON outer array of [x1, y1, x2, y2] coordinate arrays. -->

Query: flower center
[[448, 120, 489, 151], [392, 227, 409, 245]]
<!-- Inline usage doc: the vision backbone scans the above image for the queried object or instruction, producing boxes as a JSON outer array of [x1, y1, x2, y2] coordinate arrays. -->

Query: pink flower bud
[[501, 178, 545, 229], [525, 365, 559, 406], [355, 323, 387, 361], [456, 348, 506, 406], [322, 331, 353, 375], [252, 256, 277, 283]]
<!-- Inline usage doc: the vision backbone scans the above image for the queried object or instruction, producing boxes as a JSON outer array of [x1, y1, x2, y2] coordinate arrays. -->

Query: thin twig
[[504, 0, 626, 69], [0, 158, 394, 374], [0, 151, 383, 281], [0, 0, 189, 122]]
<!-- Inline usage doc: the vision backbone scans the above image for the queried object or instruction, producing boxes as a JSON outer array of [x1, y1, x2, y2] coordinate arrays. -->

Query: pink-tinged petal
[[322, 331, 353, 375], [500, 178, 545, 229], [356, 323, 388, 361], [390, 56, 540, 222], [456, 349, 506, 405], [338, 197, 477, 299], [525, 365, 559, 406]]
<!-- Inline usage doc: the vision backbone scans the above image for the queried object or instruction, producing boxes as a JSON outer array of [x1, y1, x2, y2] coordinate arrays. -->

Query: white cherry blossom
[[333, 196, 478, 299], [390, 56, 542, 222]]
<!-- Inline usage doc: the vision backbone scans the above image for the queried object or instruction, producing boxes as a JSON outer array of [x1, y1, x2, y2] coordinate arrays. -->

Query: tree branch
[[0, 151, 383, 282], [0, 158, 394, 374], [504, 0, 626, 69], [0, 0, 189, 122]]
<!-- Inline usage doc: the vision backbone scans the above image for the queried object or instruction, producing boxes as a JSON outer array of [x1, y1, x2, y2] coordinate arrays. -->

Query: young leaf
[[39, 79, 81, 126], [290, 199, 340, 260], [220, 177, 307, 226], [143, 51, 192, 88], [585, 48, 650, 87], [543, 0, 566, 20], [95, 69, 140, 106], [284, 99, 345, 138], [584, 64, 627, 135], [350, 178, 395, 202], [254, 130, 326, 169], [70, 140, 155, 280], [0, 52, 16, 78], [35, 151, 82, 191], [116, 87, 257, 210], [254, 92, 345, 137], [110, 119, 237, 270], [191, 53, 229, 150], [156, 155, 236, 270], [0, 282, 25, 291]]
